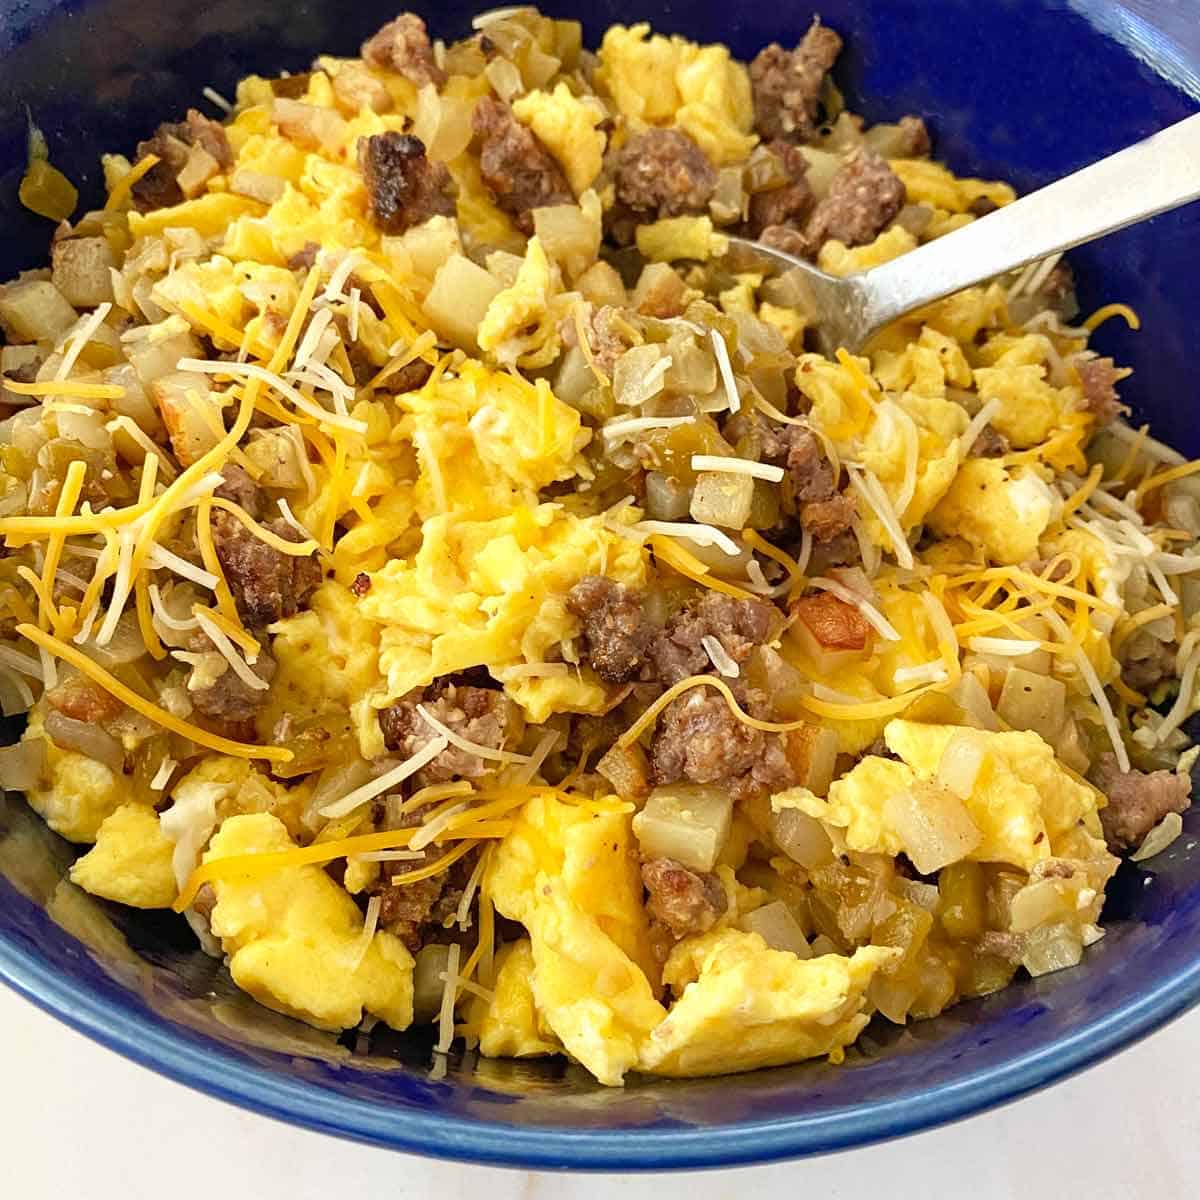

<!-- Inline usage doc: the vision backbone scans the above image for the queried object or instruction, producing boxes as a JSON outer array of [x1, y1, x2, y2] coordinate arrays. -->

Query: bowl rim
[[2, 925, 1198, 1169]]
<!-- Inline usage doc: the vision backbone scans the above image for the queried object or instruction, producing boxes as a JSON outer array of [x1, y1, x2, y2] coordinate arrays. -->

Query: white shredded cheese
[[147, 544, 220, 590], [809, 576, 901, 641], [55, 303, 112, 383], [710, 328, 740, 413], [416, 704, 532, 764], [348, 286, 361, 342], [348, 894, 382, 972], [194, 610, 269, 691], [147, 583, 200, 632], [507, 729, 562, 788], [701, 634, 740, 678], [967, 636, 1043, 656], [319, 250, 364, 307], [276, 497, 318, 544], [601, 415, 693, 440], [176, 357, 368, 434], [201, 85, 233, 114], [410, 802, 470, 853], [631, 519, 742, 557], [893, 662, 949, 686], [94, 530, 136, 646], [846, 466, 914, 569], [436, 942, 462, 1054], [957, 398, 1003, 458], [455, 852, 489, 929], [690, 455, 785, 483], [319, 736, 451, 819], [149, 758, 177, 791]]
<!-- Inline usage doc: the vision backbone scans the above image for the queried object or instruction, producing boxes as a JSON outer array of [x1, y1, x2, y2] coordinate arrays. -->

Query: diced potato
[[595, 741, 651, 803], [1054, 717, 1091, 775], [780, 723, 839, 796], [996, 666, 1066, 743], [125, 324, 202, 388], [0, 279, 77, 343], [533, 202, 600, 281], [51, 237, 117, 307], [104, 363, 163, 437], [422, 254, 503, 350], [56, 312, 121, 369], [151, 371, 224, 466], [690, 470, 754, 530], [632, 784, 733, 872], [1021, 921, 1083, 977], [771, 806, 834, 869], [740, 901, 811, 958], [230, 169, 287, 204], [644, 471, 692, 521], [883, 781, 982, 874], [633, 262, 690, 318], [271, 98, 347, 151], [1, 345, 41, 406], [176, 145, 221, 199], [330, 62, 393, 115], [575, 261, 626, 308], [384, 216, 462, 286]]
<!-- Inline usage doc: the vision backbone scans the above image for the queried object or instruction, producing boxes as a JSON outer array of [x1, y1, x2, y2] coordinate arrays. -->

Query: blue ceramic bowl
[[2, 0, 1200, 1171]]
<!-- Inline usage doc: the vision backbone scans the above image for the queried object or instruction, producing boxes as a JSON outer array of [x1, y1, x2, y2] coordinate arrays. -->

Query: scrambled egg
[[928, 458, 1058, 564], [394, 361, 589, 519], [512, 84, 607, 196], [477, 237, 568, 368], [486, 793, 664, 1085], [635, 216, 727, 264], [819, 226, 917, 276], [597, 24, 756, 165], [21, 707, 126, 843], [779, 719, 1112, 872], [475, 939, 561, 1059], [889, 159, 1016, 214], [171, 754, 308, 840], [638, 929, 897, 1076], [266, 581, 385, 759], [361, 503, 646, 719], [70, 804, 177, 908], [206, 813, 414, 1031]]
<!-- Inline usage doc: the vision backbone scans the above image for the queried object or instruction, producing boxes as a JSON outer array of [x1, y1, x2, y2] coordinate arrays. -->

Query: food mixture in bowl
[[0, 6, 1196, 1086]]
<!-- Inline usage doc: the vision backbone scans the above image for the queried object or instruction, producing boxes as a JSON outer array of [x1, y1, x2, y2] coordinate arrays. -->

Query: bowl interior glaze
[[1, 0, 1199, 1170]]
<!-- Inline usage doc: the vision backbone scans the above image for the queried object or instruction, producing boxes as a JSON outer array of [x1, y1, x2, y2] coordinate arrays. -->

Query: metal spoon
[[722, 112, 1200, 355]]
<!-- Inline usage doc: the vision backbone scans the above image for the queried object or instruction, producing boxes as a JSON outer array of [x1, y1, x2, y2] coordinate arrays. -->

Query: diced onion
[[43, 711, 124, 775], [0, 738, 46, 791], [740, 901, 811, 958], [1131, 811, 1185, 862]]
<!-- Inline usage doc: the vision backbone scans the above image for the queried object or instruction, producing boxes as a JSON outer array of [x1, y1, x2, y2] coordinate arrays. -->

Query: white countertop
[[3, 984, 1196, 1199]]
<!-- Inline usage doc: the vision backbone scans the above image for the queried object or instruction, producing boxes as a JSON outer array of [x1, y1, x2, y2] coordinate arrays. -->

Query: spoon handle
[[859, 112, 1200, 333]]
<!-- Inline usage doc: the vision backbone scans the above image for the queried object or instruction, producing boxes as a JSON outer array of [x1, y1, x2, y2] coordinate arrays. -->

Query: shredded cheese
[[415, 704, 532, 764], [0, 378, 124, 400], [319, 736, 451, 819], [348, 894, 382, 972], [967, 636, 1043, 656], [650, 535, 757, 601], [104, 153, 161, 211], [711, 328, 740, 412], [701, 634, 740, 677], [16, 623, 291, 762], [809, 576, 900, 641], [957, 398, 1002, 458], [410, 802, 470, 852], [690, 454, 785, 482], [194, 609, 268, 691], [846, 466, 914, 569], [149, 758, 177, 790], [1083, 303, 1141, 333], [436, 942, 462, 1054], [601, 415, 693, 440], [633, 519, 741, 557]]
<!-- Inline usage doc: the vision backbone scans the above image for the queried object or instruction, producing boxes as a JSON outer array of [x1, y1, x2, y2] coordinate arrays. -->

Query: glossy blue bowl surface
[[1, 0, 1199, 1171]]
